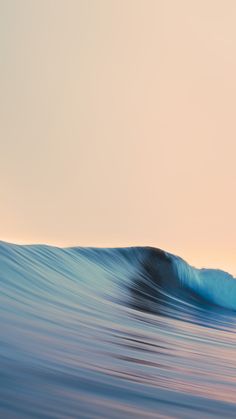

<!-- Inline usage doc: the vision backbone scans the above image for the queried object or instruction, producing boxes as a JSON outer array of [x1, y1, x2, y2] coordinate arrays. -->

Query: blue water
[[1, 241, 236, 418]]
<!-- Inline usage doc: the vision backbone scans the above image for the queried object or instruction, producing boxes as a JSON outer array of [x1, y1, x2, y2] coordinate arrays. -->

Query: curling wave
[[1, 241, 236, 418]]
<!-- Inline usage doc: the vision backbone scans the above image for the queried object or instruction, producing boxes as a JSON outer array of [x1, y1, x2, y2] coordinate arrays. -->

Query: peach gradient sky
[[1, 0, 236, 274]]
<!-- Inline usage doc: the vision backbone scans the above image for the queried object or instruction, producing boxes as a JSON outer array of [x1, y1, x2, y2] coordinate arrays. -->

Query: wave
[[1, 241, 235, 312], [1, 241, 236, 418]]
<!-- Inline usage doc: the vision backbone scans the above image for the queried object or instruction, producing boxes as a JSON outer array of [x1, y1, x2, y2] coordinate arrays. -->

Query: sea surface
[[1, 241, 236, 418]]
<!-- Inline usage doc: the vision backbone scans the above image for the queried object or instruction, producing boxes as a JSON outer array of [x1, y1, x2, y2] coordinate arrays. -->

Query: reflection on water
[[1, 242, 236, 418]]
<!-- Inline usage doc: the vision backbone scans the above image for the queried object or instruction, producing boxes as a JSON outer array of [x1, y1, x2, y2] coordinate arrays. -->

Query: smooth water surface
[[1, 242, 236, 418]]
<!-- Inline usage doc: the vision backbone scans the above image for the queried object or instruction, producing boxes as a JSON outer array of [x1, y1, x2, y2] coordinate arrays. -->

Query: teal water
[[1, 242, 236, 418]]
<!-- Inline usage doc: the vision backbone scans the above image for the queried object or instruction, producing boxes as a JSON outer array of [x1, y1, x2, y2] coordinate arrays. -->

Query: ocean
[[1, 241, 236, 418]]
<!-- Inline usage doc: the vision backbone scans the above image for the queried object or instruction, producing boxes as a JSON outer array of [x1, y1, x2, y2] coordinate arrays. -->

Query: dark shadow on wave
[[128, 247, 235, 330]]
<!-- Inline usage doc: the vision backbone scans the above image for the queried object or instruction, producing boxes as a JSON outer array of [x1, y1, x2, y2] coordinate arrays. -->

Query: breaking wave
[[1, 241, 236, 418]]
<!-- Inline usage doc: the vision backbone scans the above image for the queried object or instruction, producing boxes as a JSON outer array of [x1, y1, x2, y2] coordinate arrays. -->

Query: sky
[[1, 0, 236, 274]]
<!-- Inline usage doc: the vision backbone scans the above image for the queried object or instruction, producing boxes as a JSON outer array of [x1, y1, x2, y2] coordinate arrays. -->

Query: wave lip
[[170, 253, 236, 310]]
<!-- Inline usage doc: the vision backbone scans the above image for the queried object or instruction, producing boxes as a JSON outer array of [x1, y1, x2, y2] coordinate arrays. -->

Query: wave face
[[1, 242, 236, 418]]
